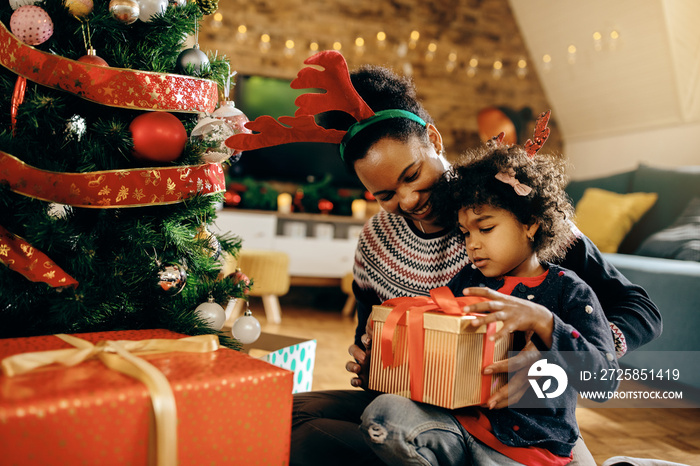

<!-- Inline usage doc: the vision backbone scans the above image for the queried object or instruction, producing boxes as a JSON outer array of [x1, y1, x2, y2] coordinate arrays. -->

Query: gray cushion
[[621, 164, 700, 253], [635, 197, 700, 262], [565, 170, 634, 206]]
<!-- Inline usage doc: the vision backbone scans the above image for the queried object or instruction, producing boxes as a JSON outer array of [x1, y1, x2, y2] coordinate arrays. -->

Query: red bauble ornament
[[224, 191, 241, 207], [77, 48, 109, 67], [129, 112, 187, 162], [318, 199, 333, 214]]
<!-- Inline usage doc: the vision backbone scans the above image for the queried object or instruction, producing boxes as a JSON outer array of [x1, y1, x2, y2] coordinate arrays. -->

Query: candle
[[277, 193, 292, 213], [351, 199, 367, 219]]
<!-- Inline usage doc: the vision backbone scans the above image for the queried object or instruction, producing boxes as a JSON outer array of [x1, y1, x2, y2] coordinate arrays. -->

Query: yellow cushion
[[574, 188, 658, 253]]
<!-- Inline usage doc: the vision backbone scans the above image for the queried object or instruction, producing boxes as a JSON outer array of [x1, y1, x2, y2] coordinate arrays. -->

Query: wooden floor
[[244, 286, 700, 466]]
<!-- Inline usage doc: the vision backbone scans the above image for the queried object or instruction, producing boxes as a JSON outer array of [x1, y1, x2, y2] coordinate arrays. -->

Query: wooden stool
[[222, 249, 290, 325], [341, 272, 356, 317]]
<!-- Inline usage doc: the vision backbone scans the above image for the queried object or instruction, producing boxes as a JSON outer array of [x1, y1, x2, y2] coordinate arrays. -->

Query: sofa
[[565, 164, 700, 389]]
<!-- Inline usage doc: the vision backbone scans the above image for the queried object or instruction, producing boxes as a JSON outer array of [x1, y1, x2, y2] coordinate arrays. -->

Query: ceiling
[[509, 0, 700, 142]]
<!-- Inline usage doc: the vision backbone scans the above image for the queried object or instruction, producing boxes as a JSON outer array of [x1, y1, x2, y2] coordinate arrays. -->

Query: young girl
[[358, 132, 620, 466]]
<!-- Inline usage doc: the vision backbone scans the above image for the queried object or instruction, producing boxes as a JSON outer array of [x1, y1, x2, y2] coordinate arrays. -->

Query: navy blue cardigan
[[447, 263, 620, 456]]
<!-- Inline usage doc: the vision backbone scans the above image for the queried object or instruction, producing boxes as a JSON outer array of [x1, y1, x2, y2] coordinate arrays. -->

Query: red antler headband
[[224, 50, 427, 161], [524, 110, 551, 157], [489, 109, 551, 157], [493, 110, 552, 196]]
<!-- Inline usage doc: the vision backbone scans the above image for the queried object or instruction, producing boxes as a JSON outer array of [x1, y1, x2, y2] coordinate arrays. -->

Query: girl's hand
[[481, 339, 540, 409], [461, 287, 554, 348]]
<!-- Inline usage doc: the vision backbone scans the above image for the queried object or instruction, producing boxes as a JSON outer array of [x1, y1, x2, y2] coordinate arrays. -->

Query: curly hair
[[432, 143, 574, 262], [319, 65, 434, 173]]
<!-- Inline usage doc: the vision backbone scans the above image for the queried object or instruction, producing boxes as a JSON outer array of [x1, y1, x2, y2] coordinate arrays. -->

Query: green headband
[[339, 109, 427, 161]]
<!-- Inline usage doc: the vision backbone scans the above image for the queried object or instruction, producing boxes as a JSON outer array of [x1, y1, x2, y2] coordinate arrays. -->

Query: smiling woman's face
[[353, 124, 449, 233]]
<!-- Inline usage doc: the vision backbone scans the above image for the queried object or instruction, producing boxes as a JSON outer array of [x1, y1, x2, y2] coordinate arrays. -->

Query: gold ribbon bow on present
[[1, 333, 220, 466]]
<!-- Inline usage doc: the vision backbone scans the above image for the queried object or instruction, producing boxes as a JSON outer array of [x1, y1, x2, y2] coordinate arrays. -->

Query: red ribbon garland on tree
[[0, 225, 78, 288], [0, 21, 218, 114], [0, 151, 225, 208], [0, 151, 225, 287]]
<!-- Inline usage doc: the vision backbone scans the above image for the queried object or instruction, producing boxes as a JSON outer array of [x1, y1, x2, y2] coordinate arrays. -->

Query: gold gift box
[[369, 304, 513, 409]]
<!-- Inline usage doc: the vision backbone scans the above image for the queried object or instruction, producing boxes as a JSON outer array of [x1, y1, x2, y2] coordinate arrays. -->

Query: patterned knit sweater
[[352, 210, 468, 345], [352, 210, 661, 356], [354, 210, 468, 302]]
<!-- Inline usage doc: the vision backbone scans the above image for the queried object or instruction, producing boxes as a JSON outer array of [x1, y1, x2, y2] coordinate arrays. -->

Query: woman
[[227, 51, 661, 466]]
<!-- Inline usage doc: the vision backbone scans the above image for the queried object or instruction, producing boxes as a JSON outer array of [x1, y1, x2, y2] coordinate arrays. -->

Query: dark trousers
[[291, 390, 384, 466]]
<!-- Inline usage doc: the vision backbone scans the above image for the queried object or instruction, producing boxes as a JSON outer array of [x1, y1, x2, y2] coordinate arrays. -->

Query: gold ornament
[[194, 224, 221, 260], [196, 0, 218, 15]]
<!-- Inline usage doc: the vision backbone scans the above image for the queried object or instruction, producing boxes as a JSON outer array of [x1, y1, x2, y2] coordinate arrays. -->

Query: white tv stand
[[211, 209, 366, 283]]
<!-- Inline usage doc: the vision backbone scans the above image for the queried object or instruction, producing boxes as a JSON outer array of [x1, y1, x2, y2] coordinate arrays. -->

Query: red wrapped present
[[369, 287, 513, 409], [0, 329, 293, 465]]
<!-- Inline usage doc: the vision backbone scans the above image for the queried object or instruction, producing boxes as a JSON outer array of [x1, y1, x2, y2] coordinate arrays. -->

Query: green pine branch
[[0, 0, 246, 347]]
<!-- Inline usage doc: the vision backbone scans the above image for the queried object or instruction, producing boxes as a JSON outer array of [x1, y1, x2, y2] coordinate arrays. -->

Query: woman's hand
[[462, 287, 554, 348], [346, 315, 374, 388]]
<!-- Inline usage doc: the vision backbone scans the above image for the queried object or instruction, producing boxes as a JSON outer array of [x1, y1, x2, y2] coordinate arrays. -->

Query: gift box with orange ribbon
[[369, 287, 514, 409], [0, 329, 293, 466]]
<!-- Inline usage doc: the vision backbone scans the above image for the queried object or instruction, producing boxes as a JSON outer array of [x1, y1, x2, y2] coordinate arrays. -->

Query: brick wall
[[199, 0, 561, 159]]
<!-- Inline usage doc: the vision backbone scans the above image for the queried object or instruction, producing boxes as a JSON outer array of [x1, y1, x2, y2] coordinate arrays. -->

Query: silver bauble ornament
[[109, 0, 139, 25], [137, 0, 167, 22], [176, 45, 209, 75], [232, 307, 261, 344], [157, 262, 187, 295], [195, 296, 225, 330]]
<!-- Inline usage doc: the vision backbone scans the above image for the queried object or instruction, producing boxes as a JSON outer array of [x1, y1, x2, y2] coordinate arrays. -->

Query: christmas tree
[[0, 0, 248, 346]]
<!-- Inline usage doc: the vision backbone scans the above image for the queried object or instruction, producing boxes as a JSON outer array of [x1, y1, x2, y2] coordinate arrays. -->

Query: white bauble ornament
[[65, 114, 87, 142], [212, 101, 251, 162], [47, 203, 72, 219], [9, 0, 39, 9], [191, 115, 234, 163], [195, 296, 225, 330], [232, 308, 261, 344], [137, 0, 167, 22]]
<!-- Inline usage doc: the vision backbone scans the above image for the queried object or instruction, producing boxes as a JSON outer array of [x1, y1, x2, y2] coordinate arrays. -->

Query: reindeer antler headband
[[492, 110, 552, 196], [225, 51, 427, 161]]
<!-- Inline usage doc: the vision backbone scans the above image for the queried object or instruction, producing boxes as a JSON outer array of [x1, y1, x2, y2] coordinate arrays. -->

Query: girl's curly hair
[[432, 143, 574, 262]]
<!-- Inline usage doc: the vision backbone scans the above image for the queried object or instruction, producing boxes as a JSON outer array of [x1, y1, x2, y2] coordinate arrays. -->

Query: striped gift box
[[369, 305, 513, 409]]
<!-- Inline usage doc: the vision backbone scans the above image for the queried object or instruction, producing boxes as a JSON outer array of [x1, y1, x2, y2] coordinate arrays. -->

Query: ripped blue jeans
[[360, 394, 525, 466]]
